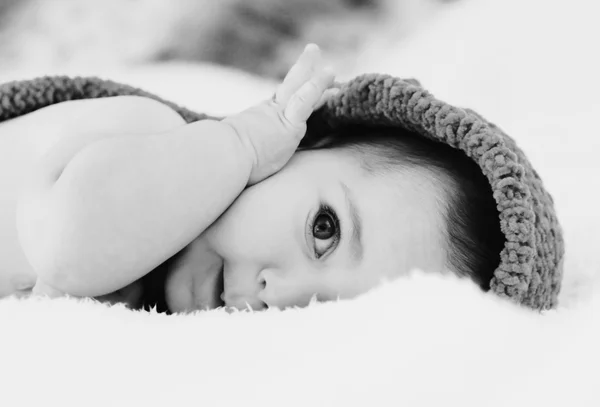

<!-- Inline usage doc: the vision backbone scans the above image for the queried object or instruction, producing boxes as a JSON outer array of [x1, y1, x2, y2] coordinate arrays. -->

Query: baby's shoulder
[[0, 95, 186, 164], [1, 95, 184, 145], [30, 95, 185, 137]]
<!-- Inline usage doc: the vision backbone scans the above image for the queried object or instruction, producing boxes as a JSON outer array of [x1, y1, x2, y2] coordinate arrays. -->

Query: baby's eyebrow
[[340, 181, 363, 265]]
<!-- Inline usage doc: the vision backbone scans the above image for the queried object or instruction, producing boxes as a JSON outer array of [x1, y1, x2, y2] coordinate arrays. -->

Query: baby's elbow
[[17, 194, 86, 294], [27, 215, 108, 297], [17, 164, 101, 295], [42, 179, 115, 295]]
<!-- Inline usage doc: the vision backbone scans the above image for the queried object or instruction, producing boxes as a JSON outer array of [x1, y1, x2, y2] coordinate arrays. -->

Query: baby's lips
[[31, 279, 64, 298], [221, 291, 266, 312]]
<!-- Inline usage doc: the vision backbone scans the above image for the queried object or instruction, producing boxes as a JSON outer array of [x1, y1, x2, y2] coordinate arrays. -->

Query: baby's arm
[[22, 119, 251, 297], [21, 44, 334, 298]]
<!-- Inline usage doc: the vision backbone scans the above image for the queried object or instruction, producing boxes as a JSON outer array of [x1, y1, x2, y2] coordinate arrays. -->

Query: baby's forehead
[[342, 160, 449, 276], [297, 145, 448, 194], [326, 145, 449, 193], [343, 148, 450, 229], [303, 145, 448, 215]]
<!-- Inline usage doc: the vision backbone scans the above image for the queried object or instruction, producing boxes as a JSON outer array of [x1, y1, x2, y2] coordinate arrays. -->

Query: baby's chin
[[164, 237, 225, 313]]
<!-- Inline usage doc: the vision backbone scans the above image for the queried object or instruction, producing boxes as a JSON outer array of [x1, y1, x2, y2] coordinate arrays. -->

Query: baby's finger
[[314, 87, 340, 111], [274, 44, 322, 105], [284, 67, 334, 125]]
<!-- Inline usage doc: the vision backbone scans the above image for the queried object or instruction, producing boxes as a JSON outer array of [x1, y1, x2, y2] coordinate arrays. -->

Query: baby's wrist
[[219, 118, 256, 184]]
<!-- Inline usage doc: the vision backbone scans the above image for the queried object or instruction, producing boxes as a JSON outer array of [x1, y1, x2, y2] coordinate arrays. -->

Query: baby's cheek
[[210, 188, 300, 258]]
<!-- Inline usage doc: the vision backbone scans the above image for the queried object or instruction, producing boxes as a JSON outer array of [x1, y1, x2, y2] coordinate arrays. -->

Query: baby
[[0, 44, 504, 313]]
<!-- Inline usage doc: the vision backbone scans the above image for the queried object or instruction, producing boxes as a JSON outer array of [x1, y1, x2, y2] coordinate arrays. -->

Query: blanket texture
[[0, 74, 564, 310]]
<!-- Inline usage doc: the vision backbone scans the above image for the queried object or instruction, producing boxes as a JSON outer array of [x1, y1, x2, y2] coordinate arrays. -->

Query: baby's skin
[[3, 44, 447, 312], [24, 44, 335, 298]]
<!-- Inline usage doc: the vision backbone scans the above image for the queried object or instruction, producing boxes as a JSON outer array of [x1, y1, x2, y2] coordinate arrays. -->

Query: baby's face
[[165, 148, 448, 313]]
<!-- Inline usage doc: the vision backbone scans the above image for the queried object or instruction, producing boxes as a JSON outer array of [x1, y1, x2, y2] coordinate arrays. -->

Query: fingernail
[[305, 43, 319, 53]]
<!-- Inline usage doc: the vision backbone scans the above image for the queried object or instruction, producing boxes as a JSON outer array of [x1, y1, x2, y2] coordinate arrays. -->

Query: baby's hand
[[223, 44, 337, 185]]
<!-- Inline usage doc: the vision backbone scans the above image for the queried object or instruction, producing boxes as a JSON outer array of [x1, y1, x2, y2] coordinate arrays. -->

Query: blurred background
[[0, 0, 451, 79], [0, 0, 462, 116], [0, 0, 597, 301]]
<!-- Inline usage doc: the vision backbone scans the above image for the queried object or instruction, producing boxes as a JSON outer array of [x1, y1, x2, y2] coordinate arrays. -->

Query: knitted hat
[[305, 74, 565, 310], [0, 75, 564, 310]]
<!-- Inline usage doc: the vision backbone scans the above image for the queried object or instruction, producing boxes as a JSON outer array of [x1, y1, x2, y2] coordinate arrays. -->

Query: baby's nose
[[257, 268, 316, 310]]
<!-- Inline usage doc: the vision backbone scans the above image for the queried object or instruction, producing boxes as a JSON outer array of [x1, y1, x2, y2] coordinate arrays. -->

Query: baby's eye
[[313, 213, 335, 239], [311, 206, 340, 259]]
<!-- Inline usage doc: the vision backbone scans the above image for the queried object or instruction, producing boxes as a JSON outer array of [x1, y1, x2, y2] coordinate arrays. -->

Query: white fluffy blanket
[[1, 0, 599, 406], [1, 273, 597, 407]]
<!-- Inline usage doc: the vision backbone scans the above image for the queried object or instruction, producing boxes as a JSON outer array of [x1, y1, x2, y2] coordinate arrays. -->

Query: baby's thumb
[[283, 67, 335, 125]]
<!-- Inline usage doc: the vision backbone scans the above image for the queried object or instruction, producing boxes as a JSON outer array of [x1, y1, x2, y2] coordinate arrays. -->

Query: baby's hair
[[307, 124, 505, 290]]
